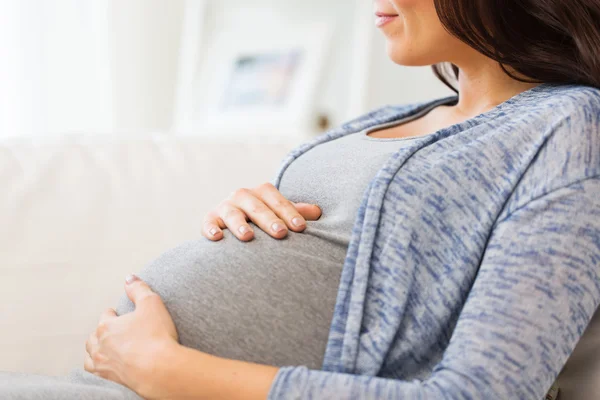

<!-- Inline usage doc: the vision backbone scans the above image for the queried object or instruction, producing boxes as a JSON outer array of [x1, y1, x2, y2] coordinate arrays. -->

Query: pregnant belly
[[114, 224, 347, 370]]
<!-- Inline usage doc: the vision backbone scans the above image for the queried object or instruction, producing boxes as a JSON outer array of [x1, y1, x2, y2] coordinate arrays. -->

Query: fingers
[[202, 212, 226, 241], [201, 182, 323, 242], [98, 307, 117, 325], [231, 187, 290, 239], [85, 334, 92, 356], [84, 351, 94, 373], [217, 198, 256, 241], [85, 331, 98, 362], [292, 202, 322, 221], [124, 274, 157, 306], [253, 183, 308, 232]]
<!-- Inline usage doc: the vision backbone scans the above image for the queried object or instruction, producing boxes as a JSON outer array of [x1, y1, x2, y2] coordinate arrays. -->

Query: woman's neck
[[451, 56, 541, 119]]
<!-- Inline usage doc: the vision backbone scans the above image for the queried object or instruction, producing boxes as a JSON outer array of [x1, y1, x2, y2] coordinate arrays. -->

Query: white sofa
[[0, 133, 297, 374], [0, 133, 598, 399]]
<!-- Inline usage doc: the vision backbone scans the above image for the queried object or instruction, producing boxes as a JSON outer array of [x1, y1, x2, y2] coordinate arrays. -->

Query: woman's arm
[[264, 176, 600, 399], [151, 345, 278, 400]]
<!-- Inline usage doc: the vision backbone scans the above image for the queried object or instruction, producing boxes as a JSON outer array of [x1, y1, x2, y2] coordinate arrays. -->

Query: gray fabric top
[[113, 117, 430, 372], [278, 111, 435, 250]]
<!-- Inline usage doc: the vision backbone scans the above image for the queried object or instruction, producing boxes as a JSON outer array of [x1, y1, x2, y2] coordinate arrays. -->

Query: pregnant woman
[[3, 0, 600, 399]]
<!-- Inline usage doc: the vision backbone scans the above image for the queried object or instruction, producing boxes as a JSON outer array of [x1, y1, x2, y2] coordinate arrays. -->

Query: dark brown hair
[[432, 0, 600, 92]]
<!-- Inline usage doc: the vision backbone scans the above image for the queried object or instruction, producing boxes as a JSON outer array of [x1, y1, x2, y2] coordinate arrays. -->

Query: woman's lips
[[375, 12, 398, 27]]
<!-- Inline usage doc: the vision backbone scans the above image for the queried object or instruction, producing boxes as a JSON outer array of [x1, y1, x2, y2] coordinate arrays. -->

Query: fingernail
[[238, 225, 252, 235], [292, 217, 304, 227], [271, 222, 286, 233], [209, 227, 220, 236], [125, 274, 140, 285]]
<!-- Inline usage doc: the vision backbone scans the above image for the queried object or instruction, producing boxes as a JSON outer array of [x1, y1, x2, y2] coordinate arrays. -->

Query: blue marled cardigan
[[267, 83, 600, 399]]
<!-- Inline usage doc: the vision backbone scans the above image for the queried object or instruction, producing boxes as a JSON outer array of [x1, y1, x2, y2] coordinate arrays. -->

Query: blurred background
[[0, 0, 452, 139], [0, 0, 453, 378]]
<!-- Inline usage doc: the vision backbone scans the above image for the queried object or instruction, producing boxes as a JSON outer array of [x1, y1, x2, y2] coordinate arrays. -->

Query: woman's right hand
[[202, 182, 322, 242]]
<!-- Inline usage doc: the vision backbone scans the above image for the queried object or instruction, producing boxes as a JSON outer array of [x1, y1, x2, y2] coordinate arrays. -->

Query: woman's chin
[[384, 40, 443, 66], [387, 50, 433, 67]]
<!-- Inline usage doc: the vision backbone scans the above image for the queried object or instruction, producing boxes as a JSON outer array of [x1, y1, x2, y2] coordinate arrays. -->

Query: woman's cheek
[[389, 0, 421, 8], [385, 21, 431, 66]]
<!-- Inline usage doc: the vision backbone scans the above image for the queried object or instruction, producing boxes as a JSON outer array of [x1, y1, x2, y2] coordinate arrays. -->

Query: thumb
[[124, 274, 155, 305]]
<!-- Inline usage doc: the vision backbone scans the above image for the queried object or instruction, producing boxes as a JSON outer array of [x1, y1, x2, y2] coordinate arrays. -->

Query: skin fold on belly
[[114, 225, 346, 370]]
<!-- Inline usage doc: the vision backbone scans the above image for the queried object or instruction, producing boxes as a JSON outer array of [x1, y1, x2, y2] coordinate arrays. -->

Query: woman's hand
[[84, 274, 179, 399], [202, 182, 322, 242]]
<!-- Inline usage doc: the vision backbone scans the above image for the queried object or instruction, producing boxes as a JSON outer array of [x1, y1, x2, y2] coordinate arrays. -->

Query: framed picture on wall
[[202, 22, 332, 140], [219, 49, 303, 112], [178, 12, 334, 142]]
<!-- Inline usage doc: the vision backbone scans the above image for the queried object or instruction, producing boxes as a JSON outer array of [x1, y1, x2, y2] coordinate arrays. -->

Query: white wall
[[0, 1, 454, 137], [0, 0, 114, 137], [366, 32, 455, 110], [109, 0, 185, 133], [0, 0, 186, 137], [186, 0, 356, 131]]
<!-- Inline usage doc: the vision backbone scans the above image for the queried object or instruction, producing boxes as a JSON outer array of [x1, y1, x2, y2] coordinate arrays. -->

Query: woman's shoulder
[[532, 84, 600, 154], [532, 83, 600, 118], [504, 84, 600, 214], [531, 84, 600, 166]]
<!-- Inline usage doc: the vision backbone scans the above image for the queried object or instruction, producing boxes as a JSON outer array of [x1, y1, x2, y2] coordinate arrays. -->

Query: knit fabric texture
[[267, 83, 600, 399]]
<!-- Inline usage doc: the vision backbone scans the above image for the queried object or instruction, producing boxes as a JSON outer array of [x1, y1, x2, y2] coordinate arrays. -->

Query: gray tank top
[[117, 118, 435, 371], [278, 123, 428, 246]]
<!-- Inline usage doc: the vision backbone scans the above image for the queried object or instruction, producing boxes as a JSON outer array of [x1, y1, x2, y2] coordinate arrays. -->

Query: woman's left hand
[[84, 274, 179, 398]]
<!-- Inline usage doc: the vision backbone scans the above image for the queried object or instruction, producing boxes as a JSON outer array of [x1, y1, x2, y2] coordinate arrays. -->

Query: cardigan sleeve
[[267, 176, 600, 400]]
